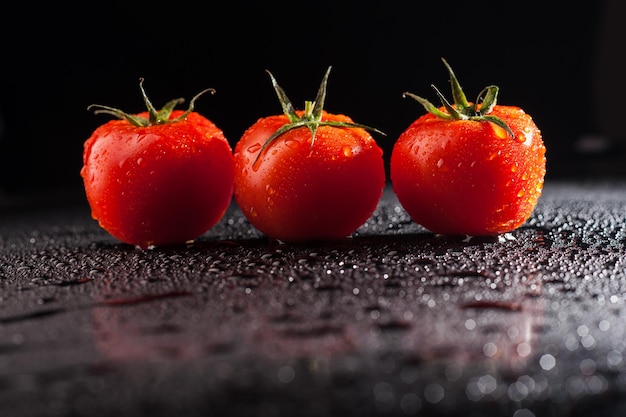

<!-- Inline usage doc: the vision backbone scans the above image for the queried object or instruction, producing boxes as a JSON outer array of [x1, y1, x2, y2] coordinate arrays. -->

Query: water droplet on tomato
[[137, 157, 145, 167], [265, 185, 275, 195], [518, 127, 534, 145], [343, 145, 353, 157], [247, 143, 262, 153], [437, 158, 444, 168], [511, 165, 518, 173], [285, 138, 300, 149], [517, 189, 525, 198], [248, 207, 258, 218]]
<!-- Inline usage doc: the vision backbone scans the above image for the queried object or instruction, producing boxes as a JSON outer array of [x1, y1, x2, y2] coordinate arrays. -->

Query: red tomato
[[233, 67, 386, 242], [81, 80, 234, 248], [390, 59, 546, 236]]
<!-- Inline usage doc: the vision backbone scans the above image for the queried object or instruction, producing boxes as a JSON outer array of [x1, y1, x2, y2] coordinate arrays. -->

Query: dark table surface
[[2, 180, 626, 417]]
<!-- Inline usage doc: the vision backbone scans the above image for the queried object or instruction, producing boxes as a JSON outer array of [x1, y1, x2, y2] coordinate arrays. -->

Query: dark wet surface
[[2, 181, 626, 416]]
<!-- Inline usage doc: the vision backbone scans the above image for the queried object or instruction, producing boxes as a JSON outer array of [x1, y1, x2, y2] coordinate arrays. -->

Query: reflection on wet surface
[[2, 182, 626, 416]]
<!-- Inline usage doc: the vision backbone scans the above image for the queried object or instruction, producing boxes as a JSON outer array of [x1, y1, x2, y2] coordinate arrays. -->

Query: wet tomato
[[390, 59, 546, 236], [81, 80, 234, 248], [233, 67, 386, 242]]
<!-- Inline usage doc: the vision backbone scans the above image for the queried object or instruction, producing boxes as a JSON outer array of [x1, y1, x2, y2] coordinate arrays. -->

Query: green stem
[[403, 58, 515, 138], [88, 79, 215, 127], [253, 67, 385, 165]]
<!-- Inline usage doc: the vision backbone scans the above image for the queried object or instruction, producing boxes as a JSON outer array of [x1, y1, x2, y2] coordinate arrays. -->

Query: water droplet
[[277, 365, 295, 383], [517, 342, 531, 357], [437, 158, 444, 168], [483, 342, 498, 357], [285, 138, 300, 149], [607, 350, 623, 369], [424, 383, 444, 404], [265, 185, 275, 207], [247, 143, 262, 153], [597, 320, 610, 332], [343, 145, 353, 157], [444, 363, 462, 382], [508, 380, 530, 402], [517, 127, 534, 145], [477, 374, 498, 395], [539, 354, 556, 370], [580, 358, 597, 376]]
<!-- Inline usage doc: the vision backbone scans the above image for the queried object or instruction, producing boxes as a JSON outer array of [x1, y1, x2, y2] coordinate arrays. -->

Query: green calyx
[[88, 78, 215, 127], [403, 58, 514, 138], [254, 66, 385, 164]]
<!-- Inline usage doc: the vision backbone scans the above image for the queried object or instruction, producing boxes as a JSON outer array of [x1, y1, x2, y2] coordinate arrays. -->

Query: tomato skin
[[390, 105, 546, 236], [233, 111, 385, 242], [81, 110, 234, 248]]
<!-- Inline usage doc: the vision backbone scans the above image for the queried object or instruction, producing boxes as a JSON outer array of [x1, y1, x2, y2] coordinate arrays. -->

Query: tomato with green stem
[[81, 79, 234, 249], [390, 58, 546, 236], [233, 67, 386, 242]]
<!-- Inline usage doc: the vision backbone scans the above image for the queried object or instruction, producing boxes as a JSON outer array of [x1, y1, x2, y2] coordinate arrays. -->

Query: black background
[[0, 1, 613, 201]]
